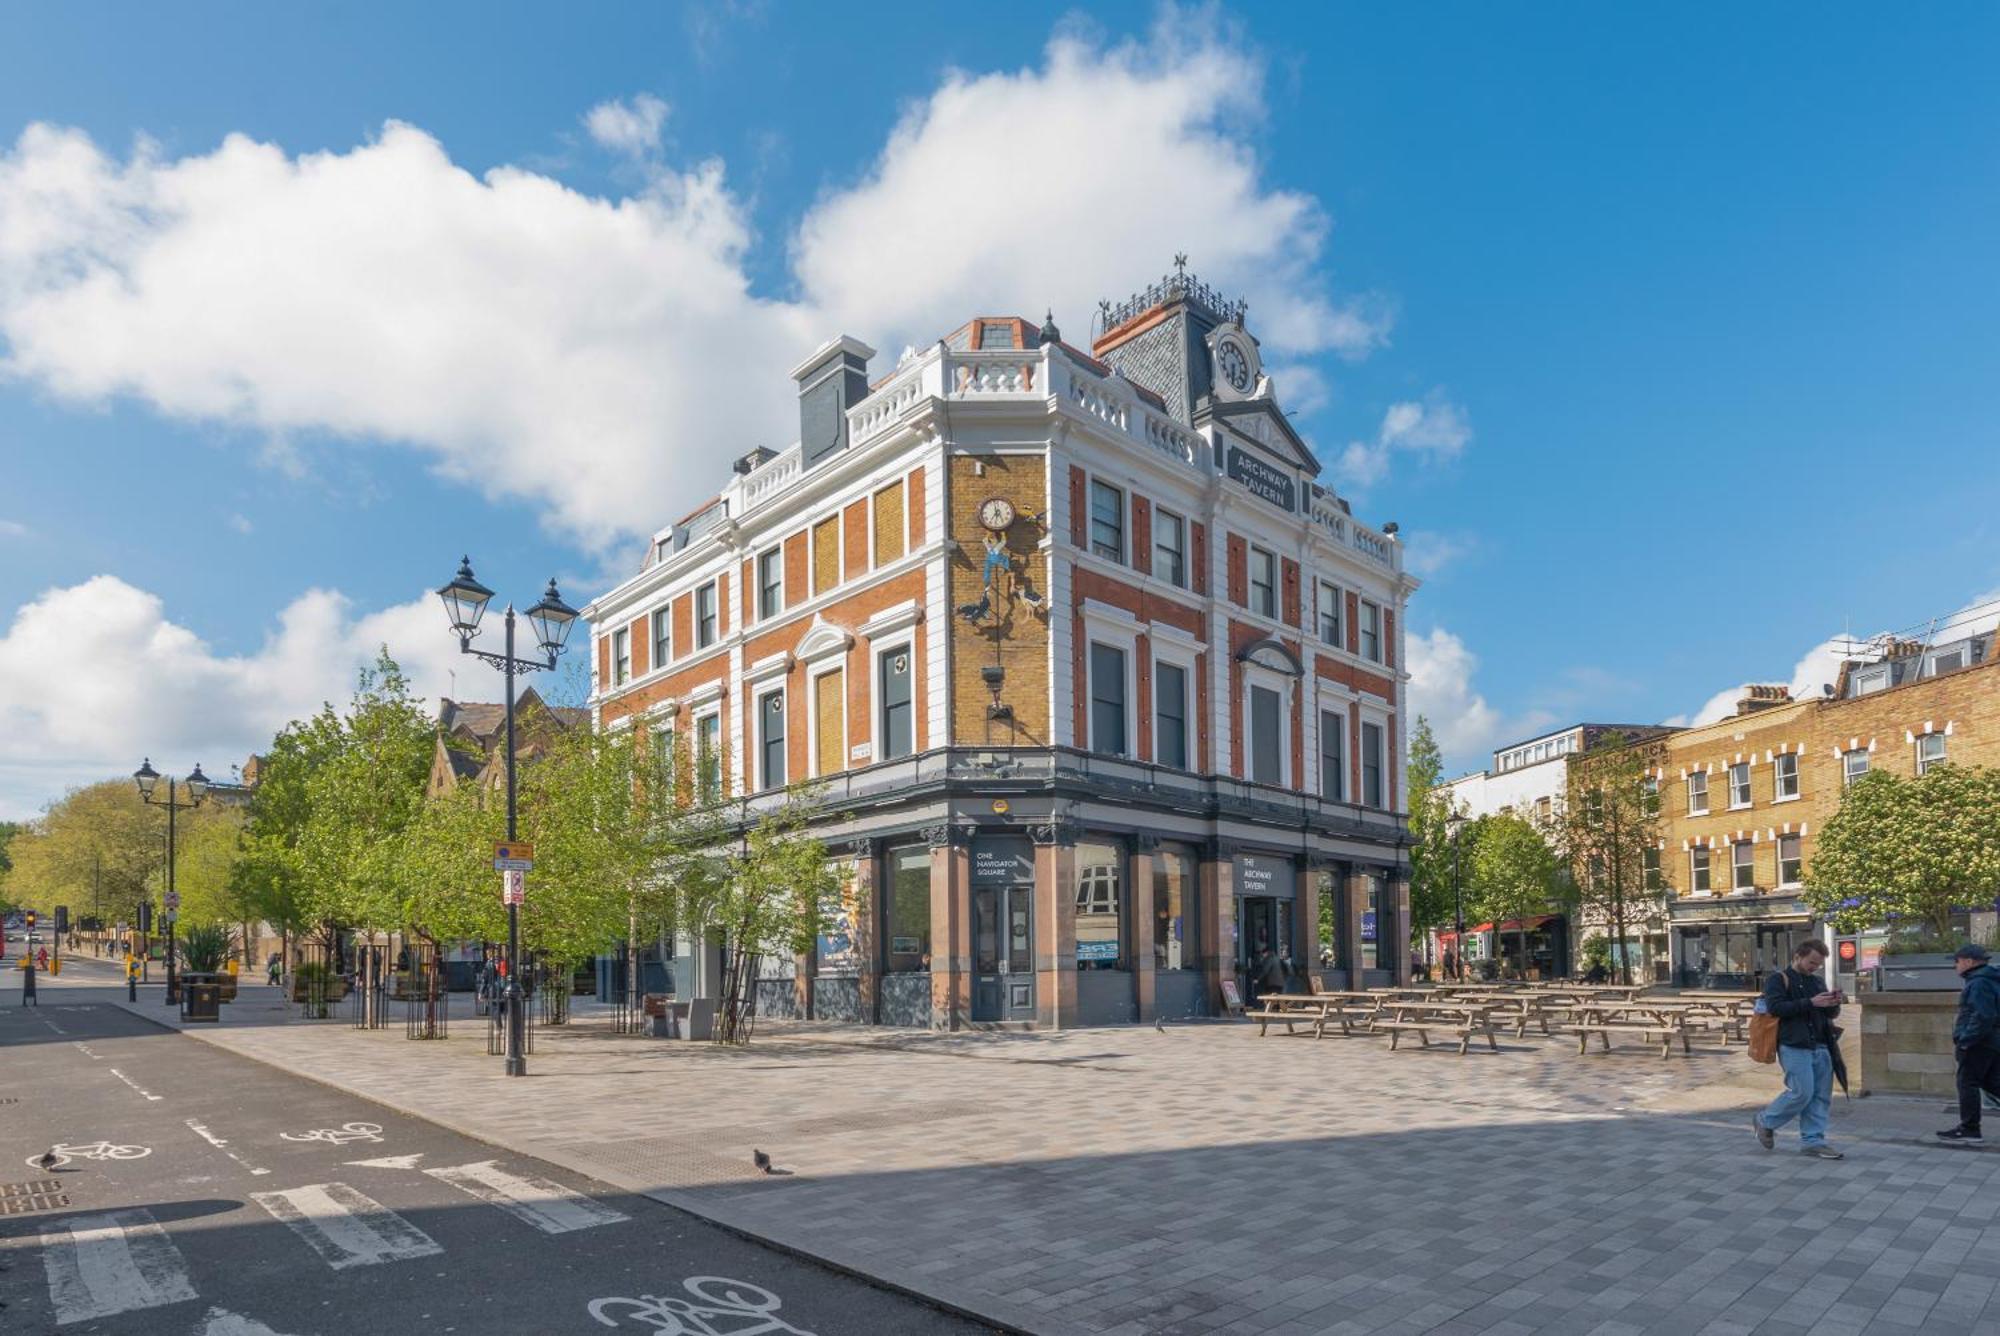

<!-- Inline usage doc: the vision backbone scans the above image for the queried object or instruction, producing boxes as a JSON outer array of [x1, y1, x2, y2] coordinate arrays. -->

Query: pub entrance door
[[1237, 896, 1290, 1003], [971, 883, 1034, 1022]]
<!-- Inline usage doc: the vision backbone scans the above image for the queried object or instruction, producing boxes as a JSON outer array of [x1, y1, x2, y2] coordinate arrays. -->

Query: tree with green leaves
[[1469, 811, 1561, 978], [710, 790, 837, 1044], [1560, 732, 1667, 985], [1807, 764, 2000, 940], [1404, 717, 1459, 965], [4, 781, 165, 929]]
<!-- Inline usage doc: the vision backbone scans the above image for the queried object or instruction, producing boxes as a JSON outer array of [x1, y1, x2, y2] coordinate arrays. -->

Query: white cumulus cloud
[[0, 15, 1386, 551], [1405, 624, 1549, 762], [1335, 390, 1471, 492], [0, 576, 466, 819], [585, 93, 670, 156]]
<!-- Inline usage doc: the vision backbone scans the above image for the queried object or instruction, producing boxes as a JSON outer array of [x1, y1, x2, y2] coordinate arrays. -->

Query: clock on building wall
[[1206, 323, 1260, 401], [978, 496, 1017, 532]]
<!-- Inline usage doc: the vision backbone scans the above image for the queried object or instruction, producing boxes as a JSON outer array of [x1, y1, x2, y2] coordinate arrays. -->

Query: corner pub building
[[583, 264, 1418, 1029]]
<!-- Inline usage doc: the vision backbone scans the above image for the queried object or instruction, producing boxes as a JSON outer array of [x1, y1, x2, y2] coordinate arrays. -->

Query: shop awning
[[1468, 916, 1562, 934]]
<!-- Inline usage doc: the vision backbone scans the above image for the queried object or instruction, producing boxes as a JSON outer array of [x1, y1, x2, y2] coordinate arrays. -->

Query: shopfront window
[[884, 845, 931, 973], [1677, 923, 1808, 989], [1315, 870, 1341, 968], [1153, 844, 1196, 971], [1074, 839, 1124, 970]]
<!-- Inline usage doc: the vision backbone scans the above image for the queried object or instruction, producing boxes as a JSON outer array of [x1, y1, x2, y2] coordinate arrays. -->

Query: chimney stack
[[1734, 684, 1792, 716], [791, 336, 875, 473]]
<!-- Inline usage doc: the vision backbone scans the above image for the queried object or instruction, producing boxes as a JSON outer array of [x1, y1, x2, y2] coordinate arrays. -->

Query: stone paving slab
[[58, 963, 2000, 1336]]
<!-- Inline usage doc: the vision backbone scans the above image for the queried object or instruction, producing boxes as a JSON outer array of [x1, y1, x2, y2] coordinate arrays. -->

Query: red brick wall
[[1132, 497, 1152, 577], [629, 614, 649, 677], [1068, 465, 1087, 548], [1190, 522, 1208, 595], [1345, 591, 1360, 656], [1384, 609, 1396, 670], [783, 531, 807, 610], [1225, 533, 1247, 607], [906, 466, 926, 549], [1135, 633, 1153, 761], [1280, 558, 1300, 628], [843, 498, 868, 576]]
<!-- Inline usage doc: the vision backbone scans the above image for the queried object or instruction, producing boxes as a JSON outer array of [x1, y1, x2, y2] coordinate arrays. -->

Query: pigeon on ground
[[752, 1149, 773, 1175], [1154, 1018, 1167, 1034], [36, 1149, 59, 1172]]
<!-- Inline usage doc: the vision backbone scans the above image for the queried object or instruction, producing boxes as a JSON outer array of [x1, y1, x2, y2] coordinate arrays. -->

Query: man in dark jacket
[[1938, 943, 2000, 1145], [1754, 940, 1845, 1159]]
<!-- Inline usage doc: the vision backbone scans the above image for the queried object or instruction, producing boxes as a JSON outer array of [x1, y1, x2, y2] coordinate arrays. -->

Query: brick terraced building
[[1643, 623, 1997, 988], [582, 266, 1418, 1028]]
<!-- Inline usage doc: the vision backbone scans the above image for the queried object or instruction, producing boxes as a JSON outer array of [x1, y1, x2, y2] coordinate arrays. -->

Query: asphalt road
[[0, 962, 992, 1336]]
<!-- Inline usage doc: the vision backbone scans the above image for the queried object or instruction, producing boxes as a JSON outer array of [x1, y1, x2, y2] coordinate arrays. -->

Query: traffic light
[[24, 910, 35, 930], [137, 902, 154, 934], [54, 905, 68, 935], [1837, 939, 1858, 965]]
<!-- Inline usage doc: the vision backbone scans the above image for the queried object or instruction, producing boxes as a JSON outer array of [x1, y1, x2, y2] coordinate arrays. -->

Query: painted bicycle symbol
[[29, 1141, 152, 1169], [279, 1121, 384, 1146], [587, 1277, 816, 1334]]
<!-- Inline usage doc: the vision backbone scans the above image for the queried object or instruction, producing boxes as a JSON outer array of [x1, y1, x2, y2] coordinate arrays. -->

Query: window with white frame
[[651, 722, 676, 791], [1641, 776, 1661, 817], [757, 547, 783, 621], [1088, 642, 1128, 757], [1686, 771, 1709, 815], [1917, 732, 1947, 775], [1319, 709, 1345, 801], [1732, 841, 1755, 891], [1361, 721, 1385, 808], [1316, 581, 1342, 645], [1154, 660, 1189, 769], [1778, 835, 1803, 887], [1249, 546, 1276, 617], [1843, 748, 1870, 786], [1089, 480, 1124, 562], [1360, 601, 1381, 662], [878, 646, 914, 761], [1690, 846, 1711, 893], [612, 629, 631, 685], [1247, 684, 1282, 785], [1774, 752, 1799, 800], [758, 688, 786, 791], [1154, 510, 1186, 587], [695, 712, 722, 803], [1729, 761, 1751, 809], [695, 581, 717, 649], [1643, 845, 1663, 891]]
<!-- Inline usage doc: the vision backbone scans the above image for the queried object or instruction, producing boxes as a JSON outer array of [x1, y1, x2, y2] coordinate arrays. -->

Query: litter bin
[[182, 976, 223, 1023]]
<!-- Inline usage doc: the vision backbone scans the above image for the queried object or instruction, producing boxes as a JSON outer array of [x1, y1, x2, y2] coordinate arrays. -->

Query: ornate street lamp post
[[134, 758, 210, 1005], [1447, 811, 1468, 981], [436, 557, 577, 1077]]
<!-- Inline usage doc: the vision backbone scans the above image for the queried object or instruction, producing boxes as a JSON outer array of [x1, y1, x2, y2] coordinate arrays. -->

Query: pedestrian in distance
[[1754, 940, 1846, 1159], [266, 952, 283, 987], [1937, 943, 2000, 1146], [1442, 947, 1458, 983]]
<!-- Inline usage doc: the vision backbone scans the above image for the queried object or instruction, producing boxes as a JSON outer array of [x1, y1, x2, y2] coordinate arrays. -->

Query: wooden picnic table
[[1563, 999, 1706, 1057], [1243, 992, 1379, 1039], [1374, 999, 1501, 1054]]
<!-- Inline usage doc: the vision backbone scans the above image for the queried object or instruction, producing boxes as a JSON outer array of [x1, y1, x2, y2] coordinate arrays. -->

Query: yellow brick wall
[[948, 454, 1050, 745], [1654, 656, 2000, 899]]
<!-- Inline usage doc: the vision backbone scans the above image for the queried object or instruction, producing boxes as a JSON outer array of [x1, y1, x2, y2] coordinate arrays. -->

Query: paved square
[[80, 973, 2000, 1336]]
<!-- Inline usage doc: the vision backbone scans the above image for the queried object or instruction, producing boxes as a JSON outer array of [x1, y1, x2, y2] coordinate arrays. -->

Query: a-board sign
[[1219, 979, 1246, 1016]]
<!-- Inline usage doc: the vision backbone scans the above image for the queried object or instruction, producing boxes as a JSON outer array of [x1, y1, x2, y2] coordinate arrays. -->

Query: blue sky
[[1, 3, 1996, 816]]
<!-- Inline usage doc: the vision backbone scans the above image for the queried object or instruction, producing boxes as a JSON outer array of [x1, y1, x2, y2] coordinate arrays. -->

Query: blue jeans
[[1761, 1044, 1833, 1146]]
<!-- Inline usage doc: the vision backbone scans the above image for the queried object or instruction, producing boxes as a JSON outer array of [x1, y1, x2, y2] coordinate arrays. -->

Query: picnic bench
[[1375, 1000, 1499, 1054], [1565, 1001, 1696, 1058], [1244, 992, 1379, 1039]]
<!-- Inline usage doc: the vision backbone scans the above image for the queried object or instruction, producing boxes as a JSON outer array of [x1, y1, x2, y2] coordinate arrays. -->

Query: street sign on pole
[[493, 841, 535, 872], [163, 890, 181, 911], [501, 869, 525, 905]]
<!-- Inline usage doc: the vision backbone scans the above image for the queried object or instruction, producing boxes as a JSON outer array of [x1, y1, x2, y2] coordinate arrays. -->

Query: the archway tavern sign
[[493, 842, 533, 905]]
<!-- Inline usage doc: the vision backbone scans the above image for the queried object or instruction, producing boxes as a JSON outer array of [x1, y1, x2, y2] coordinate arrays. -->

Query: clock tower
[[1091, 258, 1260, 425]]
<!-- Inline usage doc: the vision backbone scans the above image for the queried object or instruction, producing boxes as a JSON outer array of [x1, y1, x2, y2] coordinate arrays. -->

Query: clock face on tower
[[1216, 338, 1251, 393], [978, 496, 1017, 532]]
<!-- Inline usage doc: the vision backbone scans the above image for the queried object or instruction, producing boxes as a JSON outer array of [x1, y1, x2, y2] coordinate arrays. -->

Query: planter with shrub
[[179, 924, 236, 1023]]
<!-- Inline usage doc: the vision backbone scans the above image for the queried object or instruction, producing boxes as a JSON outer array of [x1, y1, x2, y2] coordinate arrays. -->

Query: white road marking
[[185, 1119, 271, 1176], [30, 1142, 153, 1169], [109, 1067, 164, 1101], [41, 1207, 199, 1325], [345, 1153, 426, 1169], [426, 1160, 628, 1234], [251, 1182, 442, 1270], [587, 1277, 815, 1333], [194, 1306, 301, 1336], [279, 1121, 382, 1145], [73, 1041, 103, 1060]]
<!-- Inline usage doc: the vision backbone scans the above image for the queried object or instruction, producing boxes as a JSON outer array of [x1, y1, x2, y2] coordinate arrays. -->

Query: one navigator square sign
[[1226, 446, 1295, 513]]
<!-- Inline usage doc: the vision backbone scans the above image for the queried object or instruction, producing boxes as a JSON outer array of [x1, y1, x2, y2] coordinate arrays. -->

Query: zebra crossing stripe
[[425, 1160, 628, 1234], [250, 1183, 442, 1270], [41, 1207, 198, 1325]]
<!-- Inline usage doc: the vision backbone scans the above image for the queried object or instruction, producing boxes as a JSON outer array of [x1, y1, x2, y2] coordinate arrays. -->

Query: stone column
[[1206, 843, 1234, 1011], [848, 838, 879, 1023], [1344, 865, 1369, 982], [928, 822, 967, 1031], [1033, 818, 1078, 1030], [1291, 854, 1313, 986], [1392, 874, 1413, 985], [1130, 837, 1157, 1023]]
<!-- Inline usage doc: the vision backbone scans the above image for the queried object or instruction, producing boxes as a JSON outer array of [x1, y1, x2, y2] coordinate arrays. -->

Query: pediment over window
[[796, 615, 855, 663], [1238, 636, 1303, 677]]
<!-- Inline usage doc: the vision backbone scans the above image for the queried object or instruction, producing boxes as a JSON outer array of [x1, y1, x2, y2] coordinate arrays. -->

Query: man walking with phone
[[1937, 943, 2000, 1145], [1754, 940, 1846, 1159]]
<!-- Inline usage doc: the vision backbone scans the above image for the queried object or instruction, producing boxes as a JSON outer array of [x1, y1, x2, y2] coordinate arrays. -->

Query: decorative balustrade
[[849, 367, 923, 442], [1065, 374, 1129, 431], [1351, 523, 1395, 567], [736, 443, 800, 511], [950, 350, 1038, 396]]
